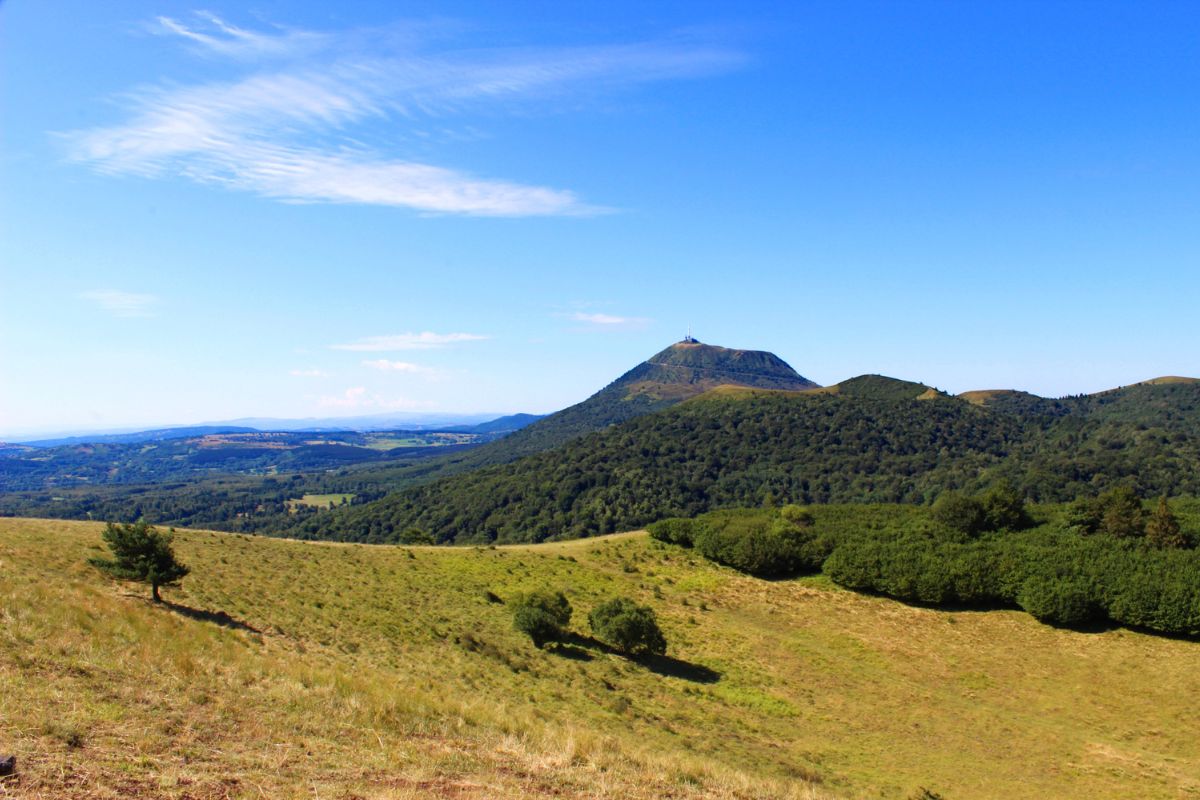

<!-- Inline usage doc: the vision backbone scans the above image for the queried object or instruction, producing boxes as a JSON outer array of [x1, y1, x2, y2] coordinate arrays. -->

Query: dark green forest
[[0, 341, 820, 531], [7, 359, 1200, 551], [290, 379, 1200, 544], [647, 495, 1200, 639]]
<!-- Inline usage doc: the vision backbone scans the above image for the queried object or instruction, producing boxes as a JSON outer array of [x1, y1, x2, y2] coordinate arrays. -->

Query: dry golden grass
[[1135, 376, 1200, 386], [3, 517, 1199, 799], [956, 389, 1021, 405]]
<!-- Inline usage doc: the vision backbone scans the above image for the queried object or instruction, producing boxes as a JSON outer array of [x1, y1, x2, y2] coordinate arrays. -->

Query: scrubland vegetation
[[651, 494, 1200, 636], [5, 517, 1200, 799]]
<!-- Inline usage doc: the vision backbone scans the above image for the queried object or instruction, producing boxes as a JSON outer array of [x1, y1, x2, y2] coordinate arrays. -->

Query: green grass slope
[[4, 517, 1200, 799]]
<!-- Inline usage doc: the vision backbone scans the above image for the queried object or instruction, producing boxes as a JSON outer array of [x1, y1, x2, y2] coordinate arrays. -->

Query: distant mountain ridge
[[2, 412, 521, 445], [18, 426, 261, 449], [9, 336, 1200, 542]]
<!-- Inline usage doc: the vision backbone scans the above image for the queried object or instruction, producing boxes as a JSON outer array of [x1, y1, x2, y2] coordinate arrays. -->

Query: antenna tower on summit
[[683, 325, 698, 344]]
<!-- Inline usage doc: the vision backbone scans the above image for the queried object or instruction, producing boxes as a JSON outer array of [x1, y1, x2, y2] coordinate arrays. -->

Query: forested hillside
[[294, 378, 1200, 545]]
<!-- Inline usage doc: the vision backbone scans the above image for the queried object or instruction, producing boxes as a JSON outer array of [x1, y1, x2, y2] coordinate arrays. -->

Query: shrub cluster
[[655, 496, 1200, 636], [588, 598, 667, 655], [821, 508, 1200, 633], [649, 506, 830, 578], [509, 591, 668, 655], [931, 480, 1032, 536], [509, 590, 572, 648], [1065, 486, 1191, 550]]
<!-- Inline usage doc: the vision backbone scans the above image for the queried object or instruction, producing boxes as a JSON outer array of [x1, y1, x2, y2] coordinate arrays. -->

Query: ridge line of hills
[[4, 339, 1199, 544], [284, 342, 1200, 545]]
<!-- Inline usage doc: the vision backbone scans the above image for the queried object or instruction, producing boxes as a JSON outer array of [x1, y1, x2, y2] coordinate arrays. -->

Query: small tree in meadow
[[510, 589, 572, 648], [90, 520, 190, 603], [588, 597, 667, 656]]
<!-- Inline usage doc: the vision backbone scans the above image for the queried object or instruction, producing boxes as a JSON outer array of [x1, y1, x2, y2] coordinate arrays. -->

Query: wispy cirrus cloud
[[80, 289, 159, 318], [331, 332, 487, 351], [289, 368, 330, 378], [152, 12, 328, 61], [558, 311, 651, 330], [362, 359, 434, 374], [61, 14, 743, 216]]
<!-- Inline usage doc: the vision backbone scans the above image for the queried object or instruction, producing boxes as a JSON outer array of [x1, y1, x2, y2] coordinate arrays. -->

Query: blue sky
[[3, 1, 1199, 435]]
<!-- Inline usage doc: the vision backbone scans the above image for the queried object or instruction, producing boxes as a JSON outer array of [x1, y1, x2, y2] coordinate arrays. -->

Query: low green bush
[[588, 597, 667, 656], [692, 511, 827, 578], [1017, 576, 1100, 627], [932, 492, 987, 536], [647, 517, 702, 547], [510, 589, 572, 648]]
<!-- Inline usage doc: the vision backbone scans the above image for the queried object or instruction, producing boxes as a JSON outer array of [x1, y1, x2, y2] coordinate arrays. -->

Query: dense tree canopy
[[653, 498, 1200, 637], [293, 381, 1200, 545]]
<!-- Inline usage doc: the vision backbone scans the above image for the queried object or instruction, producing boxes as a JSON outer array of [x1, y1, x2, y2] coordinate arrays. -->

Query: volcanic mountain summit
[[460, 339, 819, 466], [615, 340, 819, 401]]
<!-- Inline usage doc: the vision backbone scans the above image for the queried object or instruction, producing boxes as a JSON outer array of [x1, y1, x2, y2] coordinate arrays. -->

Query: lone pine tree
[[90, 520, 190, 602]]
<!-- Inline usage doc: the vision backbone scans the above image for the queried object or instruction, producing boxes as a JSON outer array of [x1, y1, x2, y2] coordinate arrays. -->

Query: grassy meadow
[[286, 493, 356, 512], [2, 517, 1199, 799]]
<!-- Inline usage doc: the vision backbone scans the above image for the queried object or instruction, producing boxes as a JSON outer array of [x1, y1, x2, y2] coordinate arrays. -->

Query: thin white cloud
[[571, 312, 632, 325], [153, 12, 328, 60], [62, 17, 743, 216], [289, 368, 330, 377], [361, 359, 433, 374], [81, 289, 159, 318], [319, 386, 367, 408], [559, 311, 651, 330], [331, 332, 487, 351]]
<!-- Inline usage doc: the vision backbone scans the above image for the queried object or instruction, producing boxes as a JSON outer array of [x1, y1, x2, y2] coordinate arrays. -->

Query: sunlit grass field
[[286, 493, 356, 511], [2, 517, 1198, 799]]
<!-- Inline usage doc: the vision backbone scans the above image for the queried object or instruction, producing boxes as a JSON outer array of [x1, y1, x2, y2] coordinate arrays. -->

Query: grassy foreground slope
[[4, 519, 1200, 799]]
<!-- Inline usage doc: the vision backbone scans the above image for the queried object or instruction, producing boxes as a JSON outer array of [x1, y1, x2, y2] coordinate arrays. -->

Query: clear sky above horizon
[[3, 1, 1199, 436]]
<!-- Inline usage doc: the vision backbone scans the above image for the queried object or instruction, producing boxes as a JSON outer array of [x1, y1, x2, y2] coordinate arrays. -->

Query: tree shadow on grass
[[163, 600, 261, 634], [558, 632, 720, 683], [545, 642, 594, 661], [635, 653, 721, 684]]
